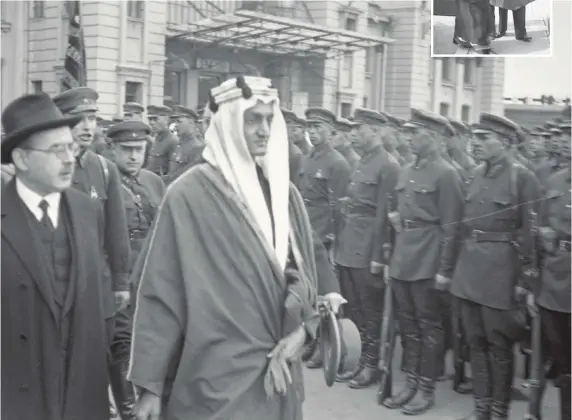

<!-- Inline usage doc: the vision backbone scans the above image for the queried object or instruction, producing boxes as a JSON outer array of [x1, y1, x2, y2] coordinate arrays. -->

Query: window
[[464, 60, 473, 85], [442, 58, 453, 82], [342, 52, 353, 88], [125, 81, 143, 104], [345, 16, 357, 31], [127, 0, 144, 19], [32, 1, 45, 18], [341, 103, 352, 118], [461, 105, 471, 122], [439, 102, 450, 117], [164, 70, 186, 105], [32, 80, 43, 93]]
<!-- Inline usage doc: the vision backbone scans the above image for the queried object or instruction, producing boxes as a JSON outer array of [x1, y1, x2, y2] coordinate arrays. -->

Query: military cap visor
[[123, 102, 144, 113], [305, 108, 336, 126], [472, 113, 520, 143], [52, 87, 99, 115], [406, 108, 455, 137], [174, 106, 198, 120], [353, 108, 388, 126], [530, 130, 551, 137], [107, 121, 151, 143]]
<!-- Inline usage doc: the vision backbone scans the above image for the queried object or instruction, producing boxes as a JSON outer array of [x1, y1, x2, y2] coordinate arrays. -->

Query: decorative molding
[[336, 90, 357, 102], [338, 5, 363, 16], [116, 64, 150, 79]]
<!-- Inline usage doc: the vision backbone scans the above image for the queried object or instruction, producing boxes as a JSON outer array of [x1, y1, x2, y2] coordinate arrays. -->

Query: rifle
[[377, 192, 397, 405]]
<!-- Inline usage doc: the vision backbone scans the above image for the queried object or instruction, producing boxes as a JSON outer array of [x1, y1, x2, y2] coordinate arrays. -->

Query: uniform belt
[[559, 240, 571, 252], [401, 219, 439, 230], [347, 203, 377, 217], [465, 230, 513, 243]]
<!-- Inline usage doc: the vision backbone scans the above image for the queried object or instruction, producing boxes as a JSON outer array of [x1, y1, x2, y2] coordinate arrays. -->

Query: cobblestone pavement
[[303, 343, 559, 420], [432, 16, 550, 56]]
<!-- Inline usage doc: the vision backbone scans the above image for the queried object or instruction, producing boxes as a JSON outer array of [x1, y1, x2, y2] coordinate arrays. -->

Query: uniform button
[[479, 200, 485, 204], [19, 334, 27, 341], [19, 384, 29, 392], [19, 283, 27, 290], [409, 180, 415, 183], [483, 186, 488, 190]]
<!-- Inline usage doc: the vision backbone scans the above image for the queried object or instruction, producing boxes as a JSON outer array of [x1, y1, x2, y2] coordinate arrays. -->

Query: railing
[[166, 0, 313, 26]]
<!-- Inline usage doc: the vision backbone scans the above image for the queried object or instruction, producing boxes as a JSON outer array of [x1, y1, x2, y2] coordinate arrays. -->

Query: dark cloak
[[128, 163, 324, 420]]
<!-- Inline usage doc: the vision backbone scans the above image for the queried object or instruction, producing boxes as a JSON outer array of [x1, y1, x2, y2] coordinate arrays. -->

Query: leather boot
[[491, 400, 508, 420], [305, 340, 323, 369], [560, 375, 571, 420], [348, 366, 380, 389], [402, 376, 435, 415], [383, 373, 418, 409], [109, 360, 137, 420], [457, 397, 491, 420], [454, 379, 473, 395], [336, 365, 363, 383]]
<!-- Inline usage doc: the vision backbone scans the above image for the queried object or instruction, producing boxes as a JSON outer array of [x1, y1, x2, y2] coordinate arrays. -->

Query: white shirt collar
[[15, 177, 61, 228]]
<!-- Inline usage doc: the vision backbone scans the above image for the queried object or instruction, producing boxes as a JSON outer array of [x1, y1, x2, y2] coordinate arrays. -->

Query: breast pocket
[[355, 173, 378, 200], [413, 183, 438, 212], [123, 199, 141, 230], [492, 192, 515, 221]]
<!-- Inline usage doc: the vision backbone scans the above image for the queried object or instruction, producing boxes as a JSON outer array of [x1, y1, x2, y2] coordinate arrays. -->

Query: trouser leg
[[435, 290, 452, 379], [513, 6, 527, 38], [360, 274, 385, 369], [109, 307, 136, 420], [482, 306, 516, 420], [461, 298, 492, 419], [499, 8, 508, 34]]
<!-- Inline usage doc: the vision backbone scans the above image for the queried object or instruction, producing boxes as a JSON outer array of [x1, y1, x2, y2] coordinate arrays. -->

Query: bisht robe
[[129, 163, 333, 420]]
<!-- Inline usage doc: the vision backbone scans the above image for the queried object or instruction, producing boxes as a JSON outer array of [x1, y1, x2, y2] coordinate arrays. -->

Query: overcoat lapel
[[61, 191, 82, 317], [1, 180, 58, 321]]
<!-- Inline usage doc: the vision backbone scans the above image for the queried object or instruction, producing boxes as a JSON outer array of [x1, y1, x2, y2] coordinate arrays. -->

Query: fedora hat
[[1, 93, 81, 164]]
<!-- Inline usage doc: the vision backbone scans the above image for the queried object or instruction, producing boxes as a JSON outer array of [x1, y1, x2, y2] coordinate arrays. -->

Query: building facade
[[1, 0, 505, 123]]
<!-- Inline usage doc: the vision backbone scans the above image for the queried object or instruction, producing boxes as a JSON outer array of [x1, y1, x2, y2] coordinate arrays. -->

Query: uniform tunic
[[299, 143, 351, 244], [146, 128, 178, 177], [450, 158, 542, 310], [72, 150, 131, 318], [335, 145, 361, 173], [289, 142, 304, 189], [537, 169, 571, 313], [390, 157, 464, 281]]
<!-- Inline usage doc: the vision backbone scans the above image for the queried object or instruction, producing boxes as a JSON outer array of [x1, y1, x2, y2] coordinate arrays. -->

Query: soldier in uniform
[[52, 87, 132, 419], [281, 108, 305, 188], [448, 118, 478, 180], [299, 107, 351, 369], [448, 113, 542, 420], [112, 115, 125, 124], [334, 108, 400, 388], [123, 102, 145, 121], [333, 117, 361, 172], [532, 126, 571, 420], [104, 120, 166, 420], [167, 107, 205, 185], [382, 109, 464, 416], [145, 104, 178, 180]]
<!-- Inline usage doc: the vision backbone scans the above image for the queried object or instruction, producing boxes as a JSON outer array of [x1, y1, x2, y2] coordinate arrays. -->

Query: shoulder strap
[[96, 154, 110, 190]]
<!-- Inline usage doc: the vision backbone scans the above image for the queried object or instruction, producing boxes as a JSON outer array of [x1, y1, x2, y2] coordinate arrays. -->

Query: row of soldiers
[[283, 105, 570, 420], [1, 88, 568, 420]]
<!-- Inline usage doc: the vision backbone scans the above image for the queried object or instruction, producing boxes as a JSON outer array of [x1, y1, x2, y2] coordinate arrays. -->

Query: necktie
[[39, 199, 55, 232]]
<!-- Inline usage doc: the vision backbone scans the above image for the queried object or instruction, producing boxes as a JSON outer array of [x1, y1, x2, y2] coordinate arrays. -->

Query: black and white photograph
[[1, 1, 570, 420], [432, 0, 551, 56]]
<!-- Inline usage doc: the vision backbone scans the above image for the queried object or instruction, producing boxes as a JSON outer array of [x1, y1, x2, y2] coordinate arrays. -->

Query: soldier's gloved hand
[[115, 291, 131, 311], [388, 211, 402, 233], [320, 292, 347, 315], [370, 261, 384, 275], [526, 293, 538, 317], [434, 274, 452, 291]]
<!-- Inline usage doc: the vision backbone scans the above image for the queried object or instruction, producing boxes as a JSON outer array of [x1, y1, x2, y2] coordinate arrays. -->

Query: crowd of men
[[452, 0, 534, 53], [0, 76, 570, 420]]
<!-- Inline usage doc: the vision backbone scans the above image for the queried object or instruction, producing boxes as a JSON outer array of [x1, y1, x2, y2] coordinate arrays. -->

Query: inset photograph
[[432, 0, 551, 56]]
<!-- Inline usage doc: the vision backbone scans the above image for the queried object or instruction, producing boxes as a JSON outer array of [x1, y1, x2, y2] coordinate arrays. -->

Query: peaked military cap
[[335, 117, 354, 132], [107, 121, 151, 143], [448, 118, 471, 135], [53, 87, 99, 115], [403, 108, 455, 137], [281, 108, 297, 123], [305, 107, 336, 126], [530, 129, 551, 137], [99, 119, 113, 130], [147, 104, 172, 117], [472, 113, 520, 144], [123, 102, 144, 114], [174, 105, 198, 120], [353, 108, 387, 126], [559, 122, 571, 134], [379, 111, 404, 128], [549, 127, 563, 135], [112, 115, 124, 124]]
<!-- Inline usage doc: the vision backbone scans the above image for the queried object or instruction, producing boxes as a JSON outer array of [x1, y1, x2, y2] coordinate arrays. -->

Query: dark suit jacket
[[1, 180, 109, 420]]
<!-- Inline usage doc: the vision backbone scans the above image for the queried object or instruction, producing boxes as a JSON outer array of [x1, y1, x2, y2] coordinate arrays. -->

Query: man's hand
[[370, 261, 384, 275], [434, 274, 451, 291], [388, 211, 402, 233], [115, 291, 131, 311], [526, 293, 538, 317], [514, 286, 528, 300], [134, 390, 161, 420], [320, 292, 347, 315]]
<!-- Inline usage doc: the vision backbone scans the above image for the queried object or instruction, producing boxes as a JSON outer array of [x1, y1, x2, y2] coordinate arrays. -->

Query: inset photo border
[[431, 0, 552, 57]]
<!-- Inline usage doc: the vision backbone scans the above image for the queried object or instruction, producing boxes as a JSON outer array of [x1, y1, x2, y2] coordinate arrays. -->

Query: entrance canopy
[[169, 9, 394, 58]]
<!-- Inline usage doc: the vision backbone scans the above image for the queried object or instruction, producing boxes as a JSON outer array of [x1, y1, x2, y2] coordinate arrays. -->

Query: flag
[[61, 1, 87, 91]]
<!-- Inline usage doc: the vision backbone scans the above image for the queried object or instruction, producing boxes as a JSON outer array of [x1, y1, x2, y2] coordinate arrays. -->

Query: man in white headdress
[[128, 76, 343, 420]]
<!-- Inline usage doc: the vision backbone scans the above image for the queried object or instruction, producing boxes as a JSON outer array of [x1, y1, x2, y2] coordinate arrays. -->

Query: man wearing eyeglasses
[[1, 93, 110, 420], [52, 87, 132, 419]]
